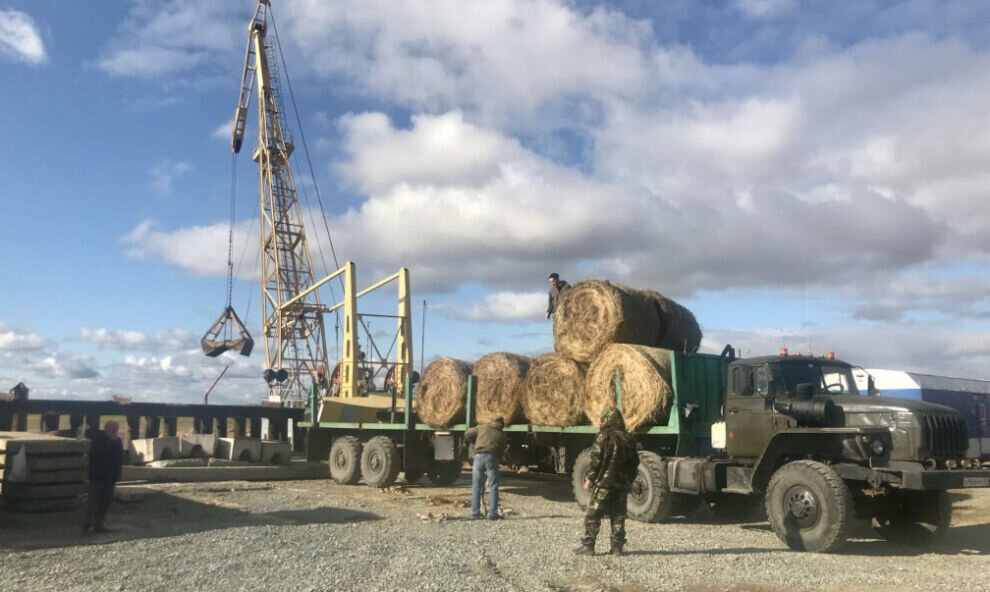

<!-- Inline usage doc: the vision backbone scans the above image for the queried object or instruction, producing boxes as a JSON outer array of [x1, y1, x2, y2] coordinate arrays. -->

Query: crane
[[229, 0, 328, 403]]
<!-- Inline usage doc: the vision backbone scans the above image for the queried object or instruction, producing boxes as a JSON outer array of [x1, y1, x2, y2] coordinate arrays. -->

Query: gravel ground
[[1, 472, 988, 592]]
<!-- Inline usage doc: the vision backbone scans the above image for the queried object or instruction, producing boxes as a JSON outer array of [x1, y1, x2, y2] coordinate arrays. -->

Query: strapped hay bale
[[585, 344, 673, 431], [415, 357, 473, 427], [640, 290, 703, 352], [552, 280, 661, 363], [474, 352, 531, 425], [521, 353, 587, 426]]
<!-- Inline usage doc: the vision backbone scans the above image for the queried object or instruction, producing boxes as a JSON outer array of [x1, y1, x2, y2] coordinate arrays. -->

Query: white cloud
[[36, 352, 100, 380], [0, 323, 45, 351], [149, 158, 193, 195], [733, 0, 796, 19], [97, 1, 240, 77], [0, 10, 46, 65], [81, 327, 196, 351], [440, 291, 545, 322], [123, 218, 256, 278]]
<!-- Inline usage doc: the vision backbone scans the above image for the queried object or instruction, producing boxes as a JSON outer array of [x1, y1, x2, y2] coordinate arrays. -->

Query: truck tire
[[571, 448, 594, 508], [426, 460, 463, 486], [873, 490, 951, 546], [627, 451, 674, 523], [403, 469, 424, 484], [360, 436, 401, 488], [329, 436, 362, 485], [765, 460, 852, 552]]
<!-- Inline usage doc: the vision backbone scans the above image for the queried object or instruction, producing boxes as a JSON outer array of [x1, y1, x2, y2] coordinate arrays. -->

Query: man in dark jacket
[[546, 273, 571, 319], [575, 409, 640, 555], [465, 417, 506, 520], [82, 420, 123, 534]]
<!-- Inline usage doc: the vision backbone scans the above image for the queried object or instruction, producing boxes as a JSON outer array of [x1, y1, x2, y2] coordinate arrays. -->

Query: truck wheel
[[766, 460, 852, 552], [571, 448, 594, 508], [627, 451, 674, 523], [707, 493, 767, 523], [329, 436, 362, 485], [360, 436, 401, 488], [873, 490, 951, 546], [403, 469, 424, 484], [426, 460, 463, 486]]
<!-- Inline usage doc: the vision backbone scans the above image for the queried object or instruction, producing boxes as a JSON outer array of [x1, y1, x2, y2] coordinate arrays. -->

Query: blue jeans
[[471, 452, 500, 518]]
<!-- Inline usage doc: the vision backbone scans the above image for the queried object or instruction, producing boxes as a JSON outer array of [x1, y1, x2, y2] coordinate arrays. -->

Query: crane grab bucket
[[201, 306, 254, 358]]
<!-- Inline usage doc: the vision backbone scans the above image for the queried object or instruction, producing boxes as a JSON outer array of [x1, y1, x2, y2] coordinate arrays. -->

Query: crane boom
[[233, 0, 329, 403]]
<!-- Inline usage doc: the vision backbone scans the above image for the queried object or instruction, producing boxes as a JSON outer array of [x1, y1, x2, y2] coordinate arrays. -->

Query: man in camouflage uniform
[[575, 408, 640, 556]]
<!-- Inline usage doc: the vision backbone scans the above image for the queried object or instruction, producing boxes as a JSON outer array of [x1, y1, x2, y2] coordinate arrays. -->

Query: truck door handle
[[728, 407, 739, 415]]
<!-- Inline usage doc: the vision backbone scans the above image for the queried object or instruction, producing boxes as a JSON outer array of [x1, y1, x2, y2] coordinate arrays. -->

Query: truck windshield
[[771, 361, 860, 396]]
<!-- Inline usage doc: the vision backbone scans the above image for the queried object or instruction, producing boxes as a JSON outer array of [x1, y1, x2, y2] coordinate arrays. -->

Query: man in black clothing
[[82, 420, 123, 534], [546, 273, 571, 319]]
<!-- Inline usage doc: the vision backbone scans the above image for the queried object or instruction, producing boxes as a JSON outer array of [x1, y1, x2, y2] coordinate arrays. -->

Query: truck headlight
[[870, 440, 885, 455]]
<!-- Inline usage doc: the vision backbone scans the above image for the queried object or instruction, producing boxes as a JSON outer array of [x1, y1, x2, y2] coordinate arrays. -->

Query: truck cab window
[[755, 367, 768, 395], [731, 367, 742, 395]]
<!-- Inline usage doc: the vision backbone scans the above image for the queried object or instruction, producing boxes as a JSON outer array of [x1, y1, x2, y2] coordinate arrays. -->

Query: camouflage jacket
[[584, 409, 639, 493], [547, 281, 571, 316]]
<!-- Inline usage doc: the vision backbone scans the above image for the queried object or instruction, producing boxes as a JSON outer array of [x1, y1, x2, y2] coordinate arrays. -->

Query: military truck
[[301, 346, 990, 553]]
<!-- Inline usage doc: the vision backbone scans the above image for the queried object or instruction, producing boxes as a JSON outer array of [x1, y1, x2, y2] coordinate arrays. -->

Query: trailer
[[301, 347, 990, 552]]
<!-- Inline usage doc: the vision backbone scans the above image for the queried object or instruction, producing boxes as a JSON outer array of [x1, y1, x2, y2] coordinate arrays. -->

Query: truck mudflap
[[876, 465, 990, 490]]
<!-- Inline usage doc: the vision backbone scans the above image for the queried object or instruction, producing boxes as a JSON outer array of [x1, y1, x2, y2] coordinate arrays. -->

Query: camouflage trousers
[[582, 487, 627, 548]]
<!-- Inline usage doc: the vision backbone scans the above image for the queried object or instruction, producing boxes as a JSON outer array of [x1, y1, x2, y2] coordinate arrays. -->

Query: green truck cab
[[603, 347, 990, 552]]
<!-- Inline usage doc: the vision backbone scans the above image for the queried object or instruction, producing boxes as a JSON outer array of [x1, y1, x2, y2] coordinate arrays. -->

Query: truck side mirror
[[867, 375, 877, 396], [795, 383, 814, 399]]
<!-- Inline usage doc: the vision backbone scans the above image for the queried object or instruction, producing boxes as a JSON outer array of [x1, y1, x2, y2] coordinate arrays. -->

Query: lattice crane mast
[[230, 0, 328, 403]]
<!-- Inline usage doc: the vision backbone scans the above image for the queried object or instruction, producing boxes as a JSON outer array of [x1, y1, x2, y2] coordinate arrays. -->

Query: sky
[[1, 0, 989, 405]]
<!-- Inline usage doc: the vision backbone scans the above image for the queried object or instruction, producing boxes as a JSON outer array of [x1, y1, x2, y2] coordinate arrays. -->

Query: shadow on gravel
[[622, 547, 777, 557], [838, 523, 990, 557], [0, 491, 381, 551]]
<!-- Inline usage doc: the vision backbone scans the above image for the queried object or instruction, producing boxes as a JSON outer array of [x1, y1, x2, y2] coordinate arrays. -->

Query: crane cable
[[224, 153, 239, 339]]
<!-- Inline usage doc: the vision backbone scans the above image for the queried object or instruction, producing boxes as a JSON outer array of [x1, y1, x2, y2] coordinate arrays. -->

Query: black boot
[[573, 544, 595, 556]]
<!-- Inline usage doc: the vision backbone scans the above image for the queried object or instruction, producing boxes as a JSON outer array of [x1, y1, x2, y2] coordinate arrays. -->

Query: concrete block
[[147, 458, 207, 468], [261, 441, 291, 465], [180, 434, 216, 459], [128, 437, 179, 464], [215, 437, 262, 462]]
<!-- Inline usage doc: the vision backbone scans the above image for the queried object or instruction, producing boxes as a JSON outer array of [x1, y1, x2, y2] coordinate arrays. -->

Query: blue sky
[[2, 0, 990, 404]]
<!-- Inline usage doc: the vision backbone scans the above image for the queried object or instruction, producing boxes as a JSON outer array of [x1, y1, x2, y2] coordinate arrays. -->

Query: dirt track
[[1, 473, 989, 591]]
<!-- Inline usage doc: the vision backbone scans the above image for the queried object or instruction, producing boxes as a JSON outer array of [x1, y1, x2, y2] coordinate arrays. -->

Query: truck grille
[[921, 414, 968, 455]]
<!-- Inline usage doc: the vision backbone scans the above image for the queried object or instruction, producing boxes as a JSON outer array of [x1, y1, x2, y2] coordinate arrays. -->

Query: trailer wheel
[[766, 460, 851, 552], [571, 448, 594, 508], [360, 436, 401, 488], [403, 469, 424, 484], [426, 460, 462, 486], [329, 436, 362, 485], [627, 451, 674, 523], [873, 490, 951, 546]]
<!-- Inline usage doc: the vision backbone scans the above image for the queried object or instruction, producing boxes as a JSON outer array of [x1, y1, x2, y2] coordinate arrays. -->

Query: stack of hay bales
[[0, 431, 89, 512], [415, 279, 701, 431]]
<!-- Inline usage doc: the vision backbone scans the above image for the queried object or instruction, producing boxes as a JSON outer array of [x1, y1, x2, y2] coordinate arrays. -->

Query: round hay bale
[[585, 344, 673, 431], [414, 357, 473, 427], [641, 290, 702, 352], [552, 280, 661, 363], [521, 353, 587, 426], [474, 352, 531, 425]]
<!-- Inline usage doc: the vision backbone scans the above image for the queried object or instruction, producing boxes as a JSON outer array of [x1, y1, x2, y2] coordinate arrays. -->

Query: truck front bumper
[[877, 465, 990, 490]]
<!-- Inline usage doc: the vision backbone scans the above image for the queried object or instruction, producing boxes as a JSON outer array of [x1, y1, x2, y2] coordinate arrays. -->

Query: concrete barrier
[[215, 437, 262, 462], [129, 437, 179, 464], [180, 434, 216, 459], [261, 441, 291, 465]]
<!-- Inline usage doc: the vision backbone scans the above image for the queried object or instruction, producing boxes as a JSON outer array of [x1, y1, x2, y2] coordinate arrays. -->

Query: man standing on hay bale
[[575, 409, 639, 556], [465, 417, 506, 520], [546, 273, 571, 319]]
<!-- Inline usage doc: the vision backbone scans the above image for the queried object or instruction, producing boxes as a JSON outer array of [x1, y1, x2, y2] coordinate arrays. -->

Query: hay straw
[[585, 344, 673, 430], [641, 290, 703, 352], [415, 357, 473, 427], [474, 352, 531, 425], [521, 353, 587, 426], [552, 280, 661, 362]]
